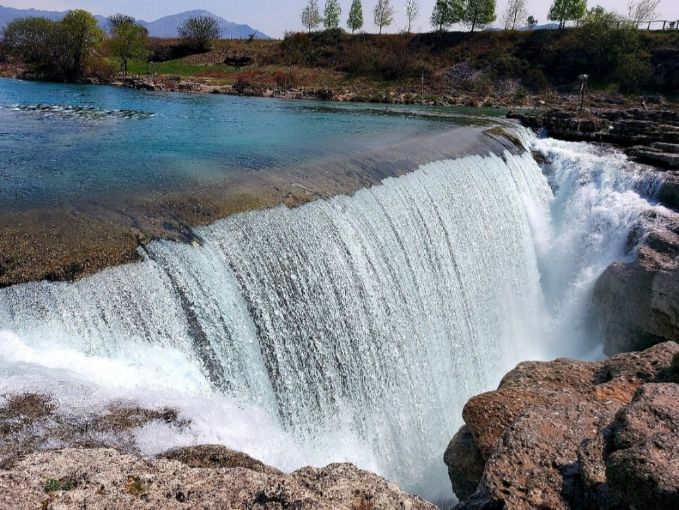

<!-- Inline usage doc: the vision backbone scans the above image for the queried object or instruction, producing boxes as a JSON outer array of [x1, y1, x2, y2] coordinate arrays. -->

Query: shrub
[[178, 16, 221, 52]]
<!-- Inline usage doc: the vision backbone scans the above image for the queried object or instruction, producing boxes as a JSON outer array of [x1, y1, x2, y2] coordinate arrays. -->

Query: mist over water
[[0, 130, 666, 502]]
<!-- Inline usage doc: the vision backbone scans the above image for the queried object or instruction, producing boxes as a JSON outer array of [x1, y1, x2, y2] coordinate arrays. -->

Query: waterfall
[[0, 131, 665, 502]]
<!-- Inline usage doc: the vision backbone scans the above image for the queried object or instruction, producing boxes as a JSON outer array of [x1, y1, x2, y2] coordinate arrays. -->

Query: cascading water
[[0, 129, 666, 503]]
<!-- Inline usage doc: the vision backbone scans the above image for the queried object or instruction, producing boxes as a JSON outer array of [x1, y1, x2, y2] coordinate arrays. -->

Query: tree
[[347, 0, 364, 32], [60, 10, 104, 82], [323, 0, 342, 29], [301, 0, 322, 33], [503, 0, 528, 30], [430, 0, 464, 31], [109, 15, 149, 77], [374, 0, 394, 34], [527, 15, 538, 29], [2, 17, 58, 68], [405, 0, 419, 33], [548, 0, 587, 29], [463, 0, 496, 32], [178, 16, 221, 51], [627, 0, 660, 27], [107, 13, 136, 31]]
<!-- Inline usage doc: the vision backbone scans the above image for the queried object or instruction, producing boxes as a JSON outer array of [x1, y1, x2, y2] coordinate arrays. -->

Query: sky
[[3, 0, 678, 37]]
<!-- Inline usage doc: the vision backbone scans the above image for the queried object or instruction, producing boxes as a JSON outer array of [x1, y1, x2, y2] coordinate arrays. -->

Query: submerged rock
[[0, 448, 436, 510], [444, 342, 679, 510]]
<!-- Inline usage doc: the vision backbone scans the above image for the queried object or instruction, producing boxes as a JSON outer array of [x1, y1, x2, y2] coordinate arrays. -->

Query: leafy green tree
[[302, 0, 322, 32], [2, 17, 58, 68], [60, 10, 104, 81], [548, 0, 587, 29], [323, 0, 342, 29], [373, 0, 394, 34], [108, 15, 149, 77], [178, 16, 221, 51], [463, 0, 496, 32], [430, 0, 464, 31], [527, 15, 538, 29], [347, 0, 364, 32]]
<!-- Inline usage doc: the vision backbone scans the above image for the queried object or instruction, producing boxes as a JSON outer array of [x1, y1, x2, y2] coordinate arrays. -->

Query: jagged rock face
[[606, 383, 679, 510], [0, 448, 436, 510], [594, 211, 679, 355], [444, 342, 679, 510]]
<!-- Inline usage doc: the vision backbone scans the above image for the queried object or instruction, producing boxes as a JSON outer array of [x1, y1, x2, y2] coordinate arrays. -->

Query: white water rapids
[[0, 130, 667, 503]]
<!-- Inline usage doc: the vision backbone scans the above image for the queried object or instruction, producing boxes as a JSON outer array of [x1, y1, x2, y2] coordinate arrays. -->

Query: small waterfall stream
[[0, 130, 666, 501]]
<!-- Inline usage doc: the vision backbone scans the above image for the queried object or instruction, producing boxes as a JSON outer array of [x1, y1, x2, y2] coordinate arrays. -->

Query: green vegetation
[[302, 0, 322, 33], [548, 0, 587, 29], [44, 478, 75, 493], [463, 0, 497, 32], [347, 0, 364, 33], [0, 4, 676, 99], [431, 0, 464, 31], [324, 0, 342, 29], [108, 15, 149, 77], [2, 10, 103, 82], [373, 0, 395, 35]]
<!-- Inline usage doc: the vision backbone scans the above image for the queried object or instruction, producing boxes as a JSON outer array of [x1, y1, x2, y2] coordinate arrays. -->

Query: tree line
[[1, 11, 221, 82], [301, 0, 663, 33]]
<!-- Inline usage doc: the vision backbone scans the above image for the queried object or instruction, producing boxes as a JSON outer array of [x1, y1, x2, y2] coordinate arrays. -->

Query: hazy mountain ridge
[[0, 5, 269, 39]]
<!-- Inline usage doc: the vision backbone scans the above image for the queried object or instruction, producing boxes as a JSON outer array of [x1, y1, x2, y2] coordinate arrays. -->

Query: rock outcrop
[[508, 107, 679, 170], [593, 210, 679, 355], [0, 394, 433, 509], [444, 342, 679, 510], [0, 447, 435, 510]]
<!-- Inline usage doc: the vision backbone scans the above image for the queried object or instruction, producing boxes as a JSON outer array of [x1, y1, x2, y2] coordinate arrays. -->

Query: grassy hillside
[[113, 28, 678, 102], [4, 26, 678, 106]]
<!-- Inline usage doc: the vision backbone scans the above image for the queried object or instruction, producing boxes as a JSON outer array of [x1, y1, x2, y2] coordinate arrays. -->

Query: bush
[[2, 11, 104, 82], [178, 16, 221, 52]]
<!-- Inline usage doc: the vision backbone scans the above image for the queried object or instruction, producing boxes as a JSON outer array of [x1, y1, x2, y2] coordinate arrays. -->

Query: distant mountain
[[138, 10, 269, 39], [0, 5, 269, 39]]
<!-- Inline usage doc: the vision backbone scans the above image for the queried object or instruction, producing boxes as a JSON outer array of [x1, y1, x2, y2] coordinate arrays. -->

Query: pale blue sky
[[3, 0, 678, 37]]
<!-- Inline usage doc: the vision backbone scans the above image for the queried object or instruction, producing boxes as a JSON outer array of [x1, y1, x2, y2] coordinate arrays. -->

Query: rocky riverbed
[[445, 341, 679, 510]]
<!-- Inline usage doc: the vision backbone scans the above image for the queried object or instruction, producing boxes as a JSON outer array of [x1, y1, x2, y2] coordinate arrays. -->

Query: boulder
[[443, 426, 484, 501], [445, 342, 679, 509], [0, 448, 436, 510]]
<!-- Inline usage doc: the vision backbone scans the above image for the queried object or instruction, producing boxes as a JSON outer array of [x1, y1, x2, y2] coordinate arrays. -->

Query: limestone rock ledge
[[0, 394, 434, 509], [444, 341, 679, 510], [0, 446, 435, 510]]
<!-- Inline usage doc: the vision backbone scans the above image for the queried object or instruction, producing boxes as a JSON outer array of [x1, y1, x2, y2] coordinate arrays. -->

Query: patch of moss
[[44, 478, 75, 493]]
